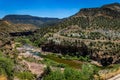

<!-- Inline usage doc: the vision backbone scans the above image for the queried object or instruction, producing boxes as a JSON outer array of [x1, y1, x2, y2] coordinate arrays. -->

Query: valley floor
[[17, 44, 120, 80]]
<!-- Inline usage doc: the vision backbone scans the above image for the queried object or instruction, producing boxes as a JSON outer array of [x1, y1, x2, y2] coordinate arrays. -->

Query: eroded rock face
[[41, 41, 120, 66], [41, 41, 90, 57], [100, 57, 113, 66], [9, 31, 34, 36], [91, 49, 120, 66]]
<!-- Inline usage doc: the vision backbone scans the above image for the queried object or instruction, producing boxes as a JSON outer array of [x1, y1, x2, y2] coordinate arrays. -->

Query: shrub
[[0, 53, 14, 79], [44, 70, 65, 80], [64, 68, 81, 80], [44, 66, 51, 76], [80, 63, 95, 79], [79, 56, 91, 62], [16, 71, 34, 80], [44, 63, 97, 80]]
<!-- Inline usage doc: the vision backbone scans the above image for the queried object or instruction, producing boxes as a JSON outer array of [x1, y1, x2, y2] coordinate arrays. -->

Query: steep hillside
[[0, 20, 36, 46], [0, 20, 36, 33], [38, 3, 120, 66], [3, 15, 61, 27], [74, 3, 120, 18]]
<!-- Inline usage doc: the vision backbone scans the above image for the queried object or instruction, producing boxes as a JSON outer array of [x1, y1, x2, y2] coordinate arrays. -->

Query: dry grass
[[102, 69, 120, 80], [95, 68, 120, 80], [0, 75, 7, 80]]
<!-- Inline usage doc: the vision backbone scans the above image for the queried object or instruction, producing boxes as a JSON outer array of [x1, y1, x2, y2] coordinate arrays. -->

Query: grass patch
[[41, 54, 82, 69], [44, 63, 98, 80], [15, 71, 35, 80]]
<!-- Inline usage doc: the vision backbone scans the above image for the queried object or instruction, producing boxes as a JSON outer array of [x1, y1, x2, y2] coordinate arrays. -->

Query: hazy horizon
[[0, 0, 120, 18]]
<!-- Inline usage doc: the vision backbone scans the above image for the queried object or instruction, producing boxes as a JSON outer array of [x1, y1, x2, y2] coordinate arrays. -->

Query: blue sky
[[0, 0, 120, 18]]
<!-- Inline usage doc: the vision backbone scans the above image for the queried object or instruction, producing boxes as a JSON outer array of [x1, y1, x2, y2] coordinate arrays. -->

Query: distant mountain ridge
[[3, 15, 61, 27]]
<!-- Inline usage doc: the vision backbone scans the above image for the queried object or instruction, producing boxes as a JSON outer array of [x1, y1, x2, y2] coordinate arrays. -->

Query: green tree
[[44, 70, 65, 80], [0, 53, 14, 80], [16, 71, 34, 80]]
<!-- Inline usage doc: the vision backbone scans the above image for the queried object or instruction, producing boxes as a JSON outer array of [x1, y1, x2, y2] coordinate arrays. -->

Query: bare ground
[[22, 60, 45, 76]]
